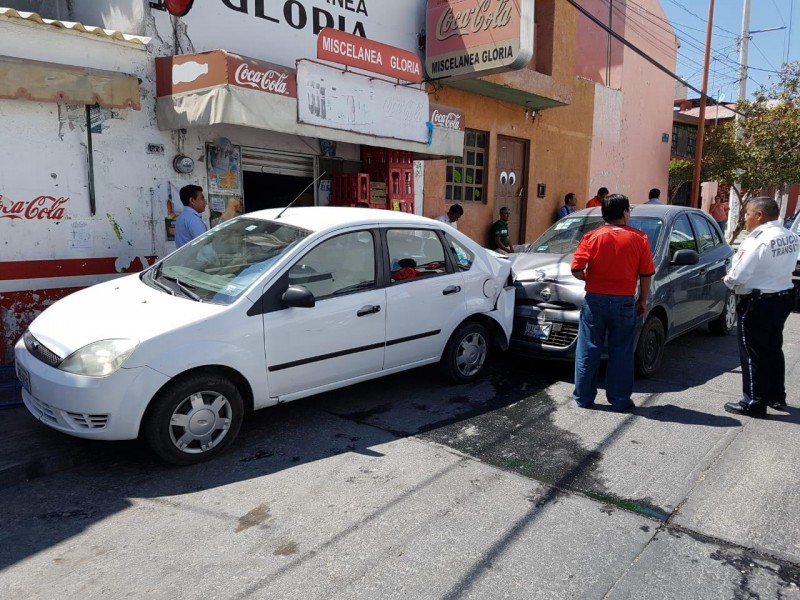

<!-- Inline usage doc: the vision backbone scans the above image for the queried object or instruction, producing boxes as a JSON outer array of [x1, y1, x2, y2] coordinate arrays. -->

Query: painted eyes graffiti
[[499, 171, 517, 186]]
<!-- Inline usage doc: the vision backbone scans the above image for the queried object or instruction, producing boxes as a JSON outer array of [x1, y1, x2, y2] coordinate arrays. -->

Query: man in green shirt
[[491, 206, 513, 253]]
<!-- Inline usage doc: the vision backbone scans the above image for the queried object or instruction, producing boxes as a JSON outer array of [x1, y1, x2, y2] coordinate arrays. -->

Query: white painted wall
[[0, 20, 192, 266]]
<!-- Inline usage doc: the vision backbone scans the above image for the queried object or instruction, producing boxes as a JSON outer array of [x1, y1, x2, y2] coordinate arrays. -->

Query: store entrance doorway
[[242, 172, 314, 211], [240, 147, 315, 213]]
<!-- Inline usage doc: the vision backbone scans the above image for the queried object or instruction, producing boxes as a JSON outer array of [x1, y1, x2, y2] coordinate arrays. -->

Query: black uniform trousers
[[736, 293, 793, 412]]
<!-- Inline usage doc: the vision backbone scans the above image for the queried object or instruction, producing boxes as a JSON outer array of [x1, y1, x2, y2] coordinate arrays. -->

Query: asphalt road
[[1, 315, 800, 599]]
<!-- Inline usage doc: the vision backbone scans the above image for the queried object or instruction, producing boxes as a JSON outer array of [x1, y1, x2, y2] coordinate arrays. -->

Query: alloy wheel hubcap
[[169, 391, 232, 454], [725, 295, 736, 329], [456, 332, 487, 376]]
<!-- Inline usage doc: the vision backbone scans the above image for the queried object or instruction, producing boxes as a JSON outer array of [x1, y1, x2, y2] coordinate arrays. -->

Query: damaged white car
[[16, 208, 514, 465]]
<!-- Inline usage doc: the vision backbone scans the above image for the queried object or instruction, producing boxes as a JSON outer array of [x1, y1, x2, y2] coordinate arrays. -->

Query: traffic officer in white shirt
[[723, 197, 800, 417]]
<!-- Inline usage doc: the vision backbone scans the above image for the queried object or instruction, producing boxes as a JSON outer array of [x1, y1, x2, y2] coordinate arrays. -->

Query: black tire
[[634, 316, 665, 378], [709, 291, 736, 335], [440, 322, 490, 384], [143, 372, 244, 466]]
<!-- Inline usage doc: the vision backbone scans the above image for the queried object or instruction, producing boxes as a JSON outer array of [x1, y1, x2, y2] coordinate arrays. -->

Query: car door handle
[[357, 305, 381, 317], [443, 285, 462, 296]]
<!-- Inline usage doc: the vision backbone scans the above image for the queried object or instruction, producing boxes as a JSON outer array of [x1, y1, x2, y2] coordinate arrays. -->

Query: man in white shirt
[[435, 204, 463, 230], [723, 197, 799, 417]]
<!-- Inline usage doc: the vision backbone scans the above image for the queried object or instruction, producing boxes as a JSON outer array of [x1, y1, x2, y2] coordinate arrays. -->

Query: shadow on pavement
[[589, 404, 742, 427], [0, 354, 567, 572]]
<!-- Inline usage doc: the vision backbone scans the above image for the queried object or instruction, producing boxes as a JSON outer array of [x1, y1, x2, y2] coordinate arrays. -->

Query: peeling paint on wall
[[0, 287, 80, 364], [106, 213, 124, 241]]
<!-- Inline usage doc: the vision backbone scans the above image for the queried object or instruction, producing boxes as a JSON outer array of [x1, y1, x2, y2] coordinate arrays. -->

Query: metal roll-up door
[[240, 147, 315, 177]]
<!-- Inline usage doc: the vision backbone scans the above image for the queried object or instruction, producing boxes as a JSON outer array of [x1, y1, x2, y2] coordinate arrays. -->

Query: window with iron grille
[[446, 130, 487, 203]]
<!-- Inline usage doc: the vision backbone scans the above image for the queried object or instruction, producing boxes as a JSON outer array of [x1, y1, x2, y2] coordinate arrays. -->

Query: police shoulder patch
[[751, 230, 763, 238]]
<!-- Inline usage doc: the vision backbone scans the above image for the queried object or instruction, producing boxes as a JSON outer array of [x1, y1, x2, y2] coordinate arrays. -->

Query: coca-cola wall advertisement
[[425, 0, 534, 81], [160, 0, 425, 73], [156, 51, 296, 98], [0, 195, 69, 221], [429, 104, 466, 131]]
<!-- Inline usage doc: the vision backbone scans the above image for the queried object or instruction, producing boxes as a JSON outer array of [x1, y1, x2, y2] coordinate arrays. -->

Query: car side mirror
[[282, 285, 315, 308], [671, 249, 699, 266]]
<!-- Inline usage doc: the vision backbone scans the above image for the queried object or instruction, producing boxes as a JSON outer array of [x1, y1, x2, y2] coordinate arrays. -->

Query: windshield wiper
[[162, 275, 202, 302], [148, 266, 175, 295]]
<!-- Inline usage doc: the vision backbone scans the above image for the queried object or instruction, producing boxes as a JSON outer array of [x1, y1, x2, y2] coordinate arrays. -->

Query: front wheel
[[143, 372, 244, 465], [634, 316, 665, 378], [709, 291, 736, 335], [440, 322, 490, 384]]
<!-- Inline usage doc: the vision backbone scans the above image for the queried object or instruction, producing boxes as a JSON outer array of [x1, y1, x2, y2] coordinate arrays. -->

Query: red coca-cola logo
[[431, 109, 463, 130], [0, 195, 68, 220], [234, 62, 290, 95]]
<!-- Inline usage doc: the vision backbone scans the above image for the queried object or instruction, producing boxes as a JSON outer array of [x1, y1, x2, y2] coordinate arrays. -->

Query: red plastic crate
[[332, 173, 369, 205]]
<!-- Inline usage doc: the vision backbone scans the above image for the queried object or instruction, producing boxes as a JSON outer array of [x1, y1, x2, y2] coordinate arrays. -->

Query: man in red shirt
[[586, 186, 609, 208], [570, 194, 655, 411]]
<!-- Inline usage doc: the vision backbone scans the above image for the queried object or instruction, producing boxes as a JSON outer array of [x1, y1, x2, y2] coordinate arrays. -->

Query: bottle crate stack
[[331, 173, 369, 207], [361, 147, 415, 213]]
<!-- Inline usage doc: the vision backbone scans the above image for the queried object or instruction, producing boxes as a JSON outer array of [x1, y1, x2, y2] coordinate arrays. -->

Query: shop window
[[446, 130, 487, 203]]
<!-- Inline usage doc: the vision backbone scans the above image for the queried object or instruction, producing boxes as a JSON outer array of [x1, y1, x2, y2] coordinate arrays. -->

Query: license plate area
[[525, 321, 552, 340], [16, 364, 31, 394]]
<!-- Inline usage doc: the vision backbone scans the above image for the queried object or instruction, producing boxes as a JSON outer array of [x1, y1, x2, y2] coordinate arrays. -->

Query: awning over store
[[155, 50, 464, 159], [0, 55, 141, 110]]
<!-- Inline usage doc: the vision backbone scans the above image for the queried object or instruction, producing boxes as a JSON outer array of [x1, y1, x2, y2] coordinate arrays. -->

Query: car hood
[[27, 274, 225, 359], [510, 252, 577, 283], [510, 252, 585, 307]]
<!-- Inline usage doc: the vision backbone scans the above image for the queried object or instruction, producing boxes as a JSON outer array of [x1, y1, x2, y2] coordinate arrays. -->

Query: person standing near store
[[491, 206, 513, 254], [558, 193, 578, 219], [436, 203, 464, 229], [586, 187, 609, 208], [174, 184, 207, 248], [722, 197, 799, 417], [645, 188, 662, 204], [571, 194, 655, 412]]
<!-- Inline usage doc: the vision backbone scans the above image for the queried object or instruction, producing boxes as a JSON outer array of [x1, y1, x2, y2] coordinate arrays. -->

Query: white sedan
[[15, 208, 514, 464]]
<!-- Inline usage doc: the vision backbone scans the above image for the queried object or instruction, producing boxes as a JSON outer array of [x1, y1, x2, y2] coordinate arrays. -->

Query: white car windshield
[[146, 217, 310, 304], [528, 216, 662, 255]]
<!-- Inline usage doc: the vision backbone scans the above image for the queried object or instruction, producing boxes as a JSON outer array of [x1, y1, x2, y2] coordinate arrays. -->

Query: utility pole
[[691, 0, 716, 209], [727, 0, 751, 236]]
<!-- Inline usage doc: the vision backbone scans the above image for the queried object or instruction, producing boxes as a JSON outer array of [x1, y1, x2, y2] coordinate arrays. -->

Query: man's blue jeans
[[573, 292, 636, 409]]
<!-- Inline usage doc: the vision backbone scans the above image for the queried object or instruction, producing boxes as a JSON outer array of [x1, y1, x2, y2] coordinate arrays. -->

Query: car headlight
[[58, 339, 139, 377]]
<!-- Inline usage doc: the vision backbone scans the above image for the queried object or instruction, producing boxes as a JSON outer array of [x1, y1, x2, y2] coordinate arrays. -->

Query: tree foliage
[[668, 158, 693, 203], [702, 61, 800, 240]]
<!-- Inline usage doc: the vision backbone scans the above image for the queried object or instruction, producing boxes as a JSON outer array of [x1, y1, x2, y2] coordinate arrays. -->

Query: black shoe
[[724, 402, 767, 418], [770, 401, 789, 410]]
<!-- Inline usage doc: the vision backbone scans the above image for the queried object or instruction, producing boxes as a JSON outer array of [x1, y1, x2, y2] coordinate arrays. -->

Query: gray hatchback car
[[510, 204, 736, 377]]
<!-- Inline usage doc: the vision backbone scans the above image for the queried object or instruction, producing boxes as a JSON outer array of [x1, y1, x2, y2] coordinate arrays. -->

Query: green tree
[[668, 158, 693, 204], [702, 61, 800, 241]]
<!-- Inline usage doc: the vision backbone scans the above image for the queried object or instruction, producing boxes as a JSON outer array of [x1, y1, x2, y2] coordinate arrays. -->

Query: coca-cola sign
[[430, 105, 465, 131], [0, 195, 68, 220], [425, 0, 533, 81], [228, 56, 297, 97], [156, 51, 297, 99], [233, 62, 291, 95], [435, 0, 513, 41]]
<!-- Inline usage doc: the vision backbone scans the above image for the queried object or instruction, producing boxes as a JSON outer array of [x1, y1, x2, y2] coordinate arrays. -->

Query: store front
[[155, 50, 465, 224]]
